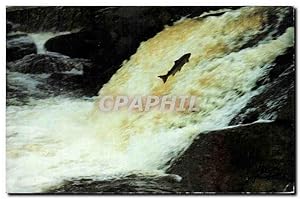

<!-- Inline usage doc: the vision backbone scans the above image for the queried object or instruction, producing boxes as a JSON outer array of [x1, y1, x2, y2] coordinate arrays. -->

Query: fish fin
[[158, 75, 168, 83]]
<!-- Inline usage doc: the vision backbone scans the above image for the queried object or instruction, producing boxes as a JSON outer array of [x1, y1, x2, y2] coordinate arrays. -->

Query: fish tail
[[158, 75, 168, 83]]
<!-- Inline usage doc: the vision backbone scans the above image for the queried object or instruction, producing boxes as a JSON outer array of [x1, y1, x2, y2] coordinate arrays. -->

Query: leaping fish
[[158, 53, 191, 83]]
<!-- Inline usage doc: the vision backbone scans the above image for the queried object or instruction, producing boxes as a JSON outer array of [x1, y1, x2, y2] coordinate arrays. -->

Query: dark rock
[[6, 53, 96, 102], [6, 70, 89, 106], [6, 21, 20, 33], [6, 33, 37, 62], [7, 53, 92, 74], [45, 30, 111, 59], [6, 21, 13, 33], [167, 121, 295, 193], [6, 71, 51, 106], [6, 6, 237, 33], [47, 174, 184, 194], [46, 72, 86, 94], [6, 6, 98, 32]]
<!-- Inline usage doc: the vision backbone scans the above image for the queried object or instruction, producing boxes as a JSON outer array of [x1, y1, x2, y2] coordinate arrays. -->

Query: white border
[[1, 0, 299, 198]]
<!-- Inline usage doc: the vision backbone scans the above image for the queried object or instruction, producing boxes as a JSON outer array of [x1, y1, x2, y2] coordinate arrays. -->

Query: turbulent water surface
[[6, 7, 294, 193]]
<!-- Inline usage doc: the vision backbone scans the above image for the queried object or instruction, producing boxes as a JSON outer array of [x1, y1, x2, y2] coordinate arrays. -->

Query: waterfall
[[29, 32, 70, 54], [6, 7, 294, 193]]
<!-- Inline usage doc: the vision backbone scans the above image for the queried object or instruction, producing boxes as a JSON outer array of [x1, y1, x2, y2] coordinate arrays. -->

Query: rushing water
[[6, 7, 294, 193], [29, 32, 71, 54]]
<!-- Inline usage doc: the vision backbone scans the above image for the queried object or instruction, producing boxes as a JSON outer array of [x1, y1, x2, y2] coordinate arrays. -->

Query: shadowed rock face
[[47, 174, 184, 194], [6, 6, 98, 32], [7, 33, 37, 62], [167, 121, 295, 192], [7, 53, 92, 74], [6, 21, 13, 33], [44, 30, 112, 60], [6, 53, 94, 105]]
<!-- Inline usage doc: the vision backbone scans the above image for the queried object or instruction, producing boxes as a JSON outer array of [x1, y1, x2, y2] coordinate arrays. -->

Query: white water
[[6, 7, 294, 193], [29, 32, 70, 54]]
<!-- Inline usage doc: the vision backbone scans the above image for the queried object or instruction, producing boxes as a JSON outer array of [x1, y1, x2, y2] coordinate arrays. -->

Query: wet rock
[[6, 70, 88, 106], [6, 71, 51, 106], [244, 178, 287, 192], [45, 30, 111, 59], [47, 174, 184, 194], [7, 33, 37, 62], [6, 21, 20, 33], [6, 53, 95, 103], [6, 6, 97, 32], [167, 121, 295, 192], [45, 72, 86, 95], [6, 21, 13, 33], [6, 6, 237, 33], [7, 53, 92, 74]]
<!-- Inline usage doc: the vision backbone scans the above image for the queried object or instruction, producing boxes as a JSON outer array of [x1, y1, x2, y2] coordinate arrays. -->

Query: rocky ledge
[[6, 53, 94, 105], [7, 33, 37, 62], [7, 53, 92, 74], [167, 121, 294, 193]]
